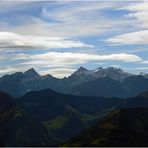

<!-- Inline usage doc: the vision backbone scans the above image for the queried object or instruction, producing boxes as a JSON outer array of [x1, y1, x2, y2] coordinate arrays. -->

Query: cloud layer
[[106, 30, 148, 45], [18, 52, 142, 70], [107, 2, 148, 45], [0, 1, 147, 77], [0, 32, 93, 49]]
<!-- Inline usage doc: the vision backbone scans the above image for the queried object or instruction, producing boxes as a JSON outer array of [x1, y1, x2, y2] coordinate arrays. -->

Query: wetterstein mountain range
[[0, 67, 148, 98]]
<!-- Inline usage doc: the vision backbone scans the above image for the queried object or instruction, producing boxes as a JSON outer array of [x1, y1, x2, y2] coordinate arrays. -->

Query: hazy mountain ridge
[[70, 75, 148, 98], [71, 66, 133, 82], [0, 67, 147, 98]]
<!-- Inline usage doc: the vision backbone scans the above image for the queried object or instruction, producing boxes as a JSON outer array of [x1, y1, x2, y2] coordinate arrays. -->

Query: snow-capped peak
[[94, 67, 103, 72], [73, 66, 89, 75]]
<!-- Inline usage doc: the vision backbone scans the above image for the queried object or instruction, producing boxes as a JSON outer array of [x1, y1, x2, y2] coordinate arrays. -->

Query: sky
[[0, 0, 148, 78]]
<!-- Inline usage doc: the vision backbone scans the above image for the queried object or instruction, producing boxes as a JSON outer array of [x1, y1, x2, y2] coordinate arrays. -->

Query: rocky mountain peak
[[24, 68, 39, 77], [74, 66, 89, 75]]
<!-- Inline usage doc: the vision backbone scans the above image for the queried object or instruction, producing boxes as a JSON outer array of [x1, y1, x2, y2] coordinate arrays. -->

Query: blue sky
[[0, 0, 147, 77]]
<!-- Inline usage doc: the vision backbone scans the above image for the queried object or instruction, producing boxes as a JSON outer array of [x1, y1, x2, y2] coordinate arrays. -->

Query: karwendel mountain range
[[0, 67, 148, 98]]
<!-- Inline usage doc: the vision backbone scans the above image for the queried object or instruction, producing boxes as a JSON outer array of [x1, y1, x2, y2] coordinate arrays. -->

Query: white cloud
[[39, 1, 129, 37], [33, 52, 141, 62], [15, 52, 141, 77], [9, 51, 142, 77], [0, 1, 130, 38], [106, 30, 148, 45], [0, 32, 93, 49], [120, 1, 148, 28], [11, 53, 30, 60], [106, 2, 148, 45], [0, 66, 18, 75], [21, 52, 142, 67], [0, 1, 146, 77], [40, 68, 75, 78], [142, 60, 148, 64], [0, 52, 143, 77]]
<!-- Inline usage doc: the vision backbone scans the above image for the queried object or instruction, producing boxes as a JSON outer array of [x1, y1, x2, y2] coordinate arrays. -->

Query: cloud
[[119, 1, 148, 28], [12, 52, 140, 78], [106, 2, 148, 45], [106, 30, 148, 45], [0, 32, 93, 49], [0, 51, 143, 77], [20, 52, 142, 67], [0, 1, 146, 77], [0, 66, 18, 75], [33, 52, 141, 62], [0, 1, 130, 38], [11, 53, 30, 60], [40, 68, 75, 78], [39, 1, 129, 37], [142, 60, 148, 64]]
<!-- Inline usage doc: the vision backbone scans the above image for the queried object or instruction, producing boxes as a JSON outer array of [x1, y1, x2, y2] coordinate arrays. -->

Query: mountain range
[[64, 107, 148, 147], [0, 66, 148, 146], [64, 91, 148, 147], [0, 67, 148, 98], [1, 87, 148, 146], [0, 88, 120, 146]]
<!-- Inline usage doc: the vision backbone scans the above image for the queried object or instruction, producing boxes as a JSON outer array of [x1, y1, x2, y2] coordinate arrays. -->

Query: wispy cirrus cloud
[[40, 68, 75, 78], [142, 60, 148, 64], [0, 1, 147, 77], [0, 66, 18, 75], [106, 30, 148, 45], [119, 1, 148, 29], [0, 1, 130, 37], [0, 32, 93, 49], [19, 52, 142, 68], [107, 1, 148, 45]]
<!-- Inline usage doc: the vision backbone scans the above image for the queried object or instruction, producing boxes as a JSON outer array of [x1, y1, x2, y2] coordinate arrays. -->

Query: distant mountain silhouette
[[0, 68, 66, 97], [69, 75, 148, 98], [70, 66, 132, 82], [0, 67, 147, 98]]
